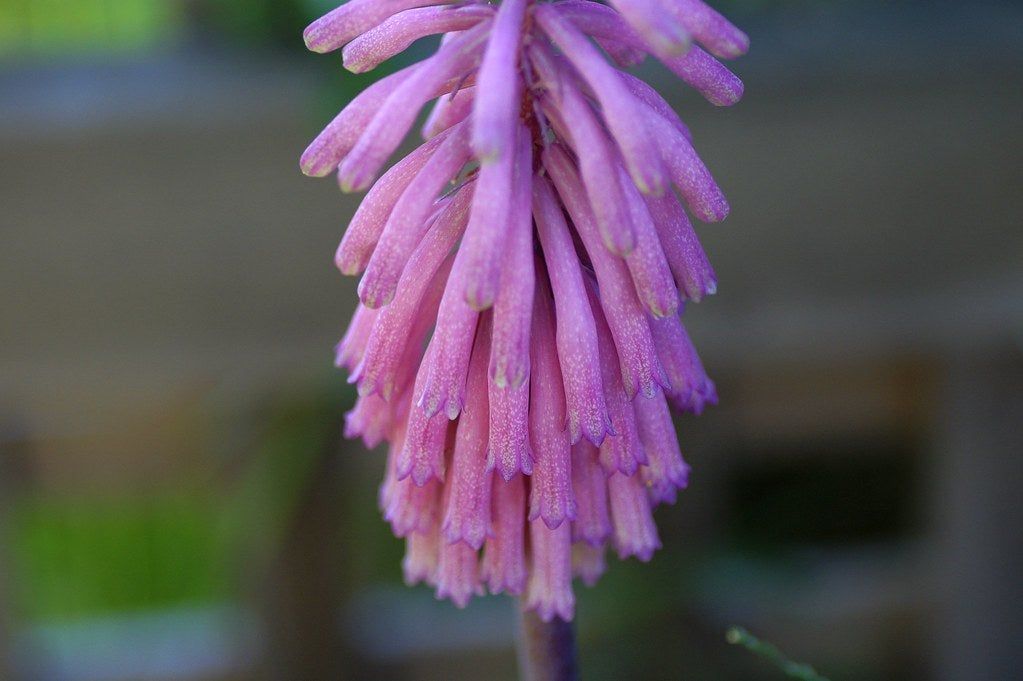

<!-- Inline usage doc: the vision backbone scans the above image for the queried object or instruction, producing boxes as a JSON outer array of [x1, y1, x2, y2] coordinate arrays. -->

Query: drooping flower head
[[303, 0, 746, 621]]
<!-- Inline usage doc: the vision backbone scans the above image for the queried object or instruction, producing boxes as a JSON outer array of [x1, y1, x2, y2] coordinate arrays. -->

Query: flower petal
[[304, 0, 455, 54], [471, 0, 528, 162], [525, 519, 574, 622], [359, 122, 473, 308], [343, 4, 492, 73], [534, 174, 613, 445], [441, 319, 494, 549], [338, 23, 490, 192], [528, 287, 578, 529], [536, 5, 666, 195], [481, 474, 528, 595], [489, 128, 535, 388], [543, 144, 669, 398]]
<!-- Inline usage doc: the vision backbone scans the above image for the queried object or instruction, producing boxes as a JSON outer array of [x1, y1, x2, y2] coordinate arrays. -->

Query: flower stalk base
[[518, 606, 579, 681]]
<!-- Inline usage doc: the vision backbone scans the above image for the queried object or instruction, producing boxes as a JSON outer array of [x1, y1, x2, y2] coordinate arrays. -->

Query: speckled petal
[[536, 5, 666, 195], [359, 124, 473, 308], [440, 318, 493, 549], [343, 5, 492, 74], [528, 288, 578, 529], [337, 23, 490, 192], [304, 0, 455, 54], [543, 144, 669, 399], [571, 441, 612, 546], [481, 474, 528, 595], [423, 85, 476, 139], [534, 175, 613, 445], [489, 128, 535, 388], [525, 519, 575, 622], [471, 0, 528, 162], [643, 189, 717, 301], [634, 388, 691, 504], [608, 468, 661, 560]]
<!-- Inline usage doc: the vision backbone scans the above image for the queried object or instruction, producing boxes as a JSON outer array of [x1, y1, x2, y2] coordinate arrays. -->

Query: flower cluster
[[302, 0, 746, 621]]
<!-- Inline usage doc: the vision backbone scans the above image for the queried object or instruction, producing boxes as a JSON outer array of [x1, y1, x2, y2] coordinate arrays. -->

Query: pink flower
[[304, 0, 745, 621]]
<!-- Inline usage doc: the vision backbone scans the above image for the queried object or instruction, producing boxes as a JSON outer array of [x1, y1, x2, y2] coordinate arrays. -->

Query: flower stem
[[517, 608, 579, 681]]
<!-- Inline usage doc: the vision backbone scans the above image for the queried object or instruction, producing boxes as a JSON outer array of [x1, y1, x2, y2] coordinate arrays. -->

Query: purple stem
[[517, 608, 579, 681]]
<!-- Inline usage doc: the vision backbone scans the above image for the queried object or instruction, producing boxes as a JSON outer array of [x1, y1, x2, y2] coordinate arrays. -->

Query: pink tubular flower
[[306, 0, 746, 622]]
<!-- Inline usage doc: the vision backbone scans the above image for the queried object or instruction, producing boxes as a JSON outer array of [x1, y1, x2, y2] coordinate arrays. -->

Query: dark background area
[[1, 1, 1021, 679]]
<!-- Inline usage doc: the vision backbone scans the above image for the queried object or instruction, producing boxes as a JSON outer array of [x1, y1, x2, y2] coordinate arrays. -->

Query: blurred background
[[1, 0, 1021, 679]]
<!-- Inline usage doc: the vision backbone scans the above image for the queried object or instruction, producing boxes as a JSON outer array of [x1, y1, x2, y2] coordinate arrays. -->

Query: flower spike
[[306, 0, 748, 616]]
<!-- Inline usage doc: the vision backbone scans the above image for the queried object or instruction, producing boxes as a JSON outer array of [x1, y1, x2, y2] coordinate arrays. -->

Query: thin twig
[[726, 626, 830, 681]]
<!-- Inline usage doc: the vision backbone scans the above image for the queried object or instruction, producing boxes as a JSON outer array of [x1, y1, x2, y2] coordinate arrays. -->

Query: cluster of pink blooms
[[302, 0, 746, 621]]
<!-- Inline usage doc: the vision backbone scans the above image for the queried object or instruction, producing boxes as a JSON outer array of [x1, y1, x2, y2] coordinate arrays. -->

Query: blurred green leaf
[[9, 492, 228, 621], [0, 0, 182, 56]]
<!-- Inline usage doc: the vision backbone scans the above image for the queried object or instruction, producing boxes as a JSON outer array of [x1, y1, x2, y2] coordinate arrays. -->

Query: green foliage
[[0, 0, 182, 56], [197, 0, 309, 49], [8, 492, 228, 621], [6, 380, 357, 624], [215, 385, 344, 568]]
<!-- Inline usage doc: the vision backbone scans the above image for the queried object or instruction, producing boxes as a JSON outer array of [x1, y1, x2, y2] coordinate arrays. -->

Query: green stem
[[726, 626, 830, 681]]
